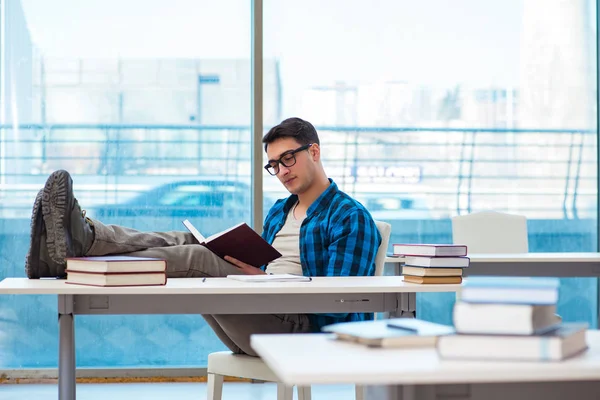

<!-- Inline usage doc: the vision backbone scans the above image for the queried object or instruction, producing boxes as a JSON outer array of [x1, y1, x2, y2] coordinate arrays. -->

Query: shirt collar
[[280, 178, 338, 217], [307, 178, 337, 216]]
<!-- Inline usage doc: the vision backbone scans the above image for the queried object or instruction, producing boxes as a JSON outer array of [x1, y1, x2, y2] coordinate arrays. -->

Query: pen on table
[[289, 273, 312, 282], [386, 323, 418, 333]]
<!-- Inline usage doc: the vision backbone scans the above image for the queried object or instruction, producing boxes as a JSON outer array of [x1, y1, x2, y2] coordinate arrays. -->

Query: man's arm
[[318, 209, 381, 319], [326, 209, 381, 277]]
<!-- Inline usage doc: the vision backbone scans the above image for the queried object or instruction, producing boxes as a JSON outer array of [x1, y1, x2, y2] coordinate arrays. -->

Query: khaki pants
[[87, 219, 312, 356]]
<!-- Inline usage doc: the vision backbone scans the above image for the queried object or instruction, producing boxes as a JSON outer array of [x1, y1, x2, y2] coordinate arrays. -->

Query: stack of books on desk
[[437, 277, 588, 361], [393, 243, 469, 284], [65, 256, 167, 287]]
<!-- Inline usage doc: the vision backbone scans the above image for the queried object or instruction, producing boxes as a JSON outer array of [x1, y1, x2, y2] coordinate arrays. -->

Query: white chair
[[207, 220, 392, 400], [453, 211, 562, 324], [451, 211, 528, 253]]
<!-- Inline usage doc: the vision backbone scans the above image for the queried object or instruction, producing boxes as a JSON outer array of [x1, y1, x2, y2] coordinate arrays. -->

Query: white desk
[[385, 252, 600, 277], [0, 276, 461, 400], [251, 331, 600, 400], [385, 252, 600, 325]]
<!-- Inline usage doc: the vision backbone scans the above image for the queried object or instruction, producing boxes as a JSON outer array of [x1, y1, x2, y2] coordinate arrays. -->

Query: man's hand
[[224, 256, 267, 275]]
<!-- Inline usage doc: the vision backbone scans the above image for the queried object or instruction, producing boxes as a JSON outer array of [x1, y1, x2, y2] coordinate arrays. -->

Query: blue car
[[90, 179, 277, 221]]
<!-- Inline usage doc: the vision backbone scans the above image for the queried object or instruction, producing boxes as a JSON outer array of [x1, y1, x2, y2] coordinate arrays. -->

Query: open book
[[183, 219, 282, 267], [227, 274, 311, 282]]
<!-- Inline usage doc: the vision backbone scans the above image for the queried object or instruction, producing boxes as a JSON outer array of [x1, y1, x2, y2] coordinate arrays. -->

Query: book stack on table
[[437, 277, 588, 361], [65, 256, 167, 287], [393, 243, 469, 284]]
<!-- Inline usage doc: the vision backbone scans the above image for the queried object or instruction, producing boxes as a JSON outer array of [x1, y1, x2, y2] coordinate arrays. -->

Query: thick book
[[66, 271, 167, 287], [403, 256, 470, 268], [393, 244, 467, 257], [403, 275, 463, 284], [437, 323, 588, 362], [453, 302, 561, 335], [402, 266, 463, 277], [322, 318, 454, 348], [461, 277, 560, 305], [183, 219, 282, 267], [65, 256, 167, 273], [227, 274, 311, 282]]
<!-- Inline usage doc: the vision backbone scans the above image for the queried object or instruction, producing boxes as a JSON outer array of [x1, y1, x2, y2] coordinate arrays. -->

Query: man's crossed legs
[[25, 170, 311, 356]]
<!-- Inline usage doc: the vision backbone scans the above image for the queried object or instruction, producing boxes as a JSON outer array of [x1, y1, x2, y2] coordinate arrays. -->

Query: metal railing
[[0, 123, 595, 220]]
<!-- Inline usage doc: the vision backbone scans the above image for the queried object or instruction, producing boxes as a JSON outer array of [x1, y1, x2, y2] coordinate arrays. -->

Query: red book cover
[[184, 220, 282, 267]]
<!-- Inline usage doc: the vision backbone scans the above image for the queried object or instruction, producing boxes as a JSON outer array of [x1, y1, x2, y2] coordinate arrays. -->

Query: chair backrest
[[374, 220, 392, 276], [451, 211, 528, 253]]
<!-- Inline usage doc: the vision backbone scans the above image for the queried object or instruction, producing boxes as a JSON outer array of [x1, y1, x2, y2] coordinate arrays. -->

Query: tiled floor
[[0, 382, 357, 400]]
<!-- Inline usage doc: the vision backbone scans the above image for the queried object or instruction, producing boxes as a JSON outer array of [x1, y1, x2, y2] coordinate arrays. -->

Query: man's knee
[[164, 245, 210, 277], [187, 244, 210, 256]]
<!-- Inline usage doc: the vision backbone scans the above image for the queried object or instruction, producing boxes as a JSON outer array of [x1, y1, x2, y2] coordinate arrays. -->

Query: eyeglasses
[[264, 143, 313, 176]]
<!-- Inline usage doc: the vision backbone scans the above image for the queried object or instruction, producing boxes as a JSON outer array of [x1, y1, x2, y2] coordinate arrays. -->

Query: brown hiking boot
[[25, 190, 64, 278], [41, 170, 94, 267]]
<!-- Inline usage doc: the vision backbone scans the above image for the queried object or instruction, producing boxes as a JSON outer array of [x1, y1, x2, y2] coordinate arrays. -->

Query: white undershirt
[[265, 204, 303, 275]]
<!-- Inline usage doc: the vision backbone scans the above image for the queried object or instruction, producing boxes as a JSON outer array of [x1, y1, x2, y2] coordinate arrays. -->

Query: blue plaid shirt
[[262, 179, 381, 331]]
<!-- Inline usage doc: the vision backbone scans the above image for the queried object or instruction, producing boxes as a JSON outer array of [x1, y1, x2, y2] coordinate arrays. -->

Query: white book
[[461, 287, 558, 305], [66, 271, 166, 287], [453, 302, 561, 335], [403, 256, 470, 268], [393, 244, 467, 257], [461, 277, 560, 305], [227, 274, 312, 282], [437, 323, 588, 362], [66, 256, 167, 273], [402, 266, 463, 277]]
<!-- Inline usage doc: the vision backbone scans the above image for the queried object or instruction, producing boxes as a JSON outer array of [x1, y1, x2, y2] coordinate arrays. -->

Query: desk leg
[[365, 385, 417, 400], [364, 385, 399, 400], [597, 286, 600, 329], [58, 295, 76, 400], [393, 293, 416, 318]]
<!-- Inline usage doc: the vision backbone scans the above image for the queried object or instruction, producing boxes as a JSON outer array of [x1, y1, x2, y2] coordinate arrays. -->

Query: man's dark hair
[[262, 117, 320, 151]]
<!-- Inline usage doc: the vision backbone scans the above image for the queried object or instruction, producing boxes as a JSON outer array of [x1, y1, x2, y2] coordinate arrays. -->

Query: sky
[[19, 0, 526, 87], [15, 0, 597, 123]]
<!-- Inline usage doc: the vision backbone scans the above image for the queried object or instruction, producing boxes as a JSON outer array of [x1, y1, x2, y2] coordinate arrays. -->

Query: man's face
[[265, 137, 317, 195]]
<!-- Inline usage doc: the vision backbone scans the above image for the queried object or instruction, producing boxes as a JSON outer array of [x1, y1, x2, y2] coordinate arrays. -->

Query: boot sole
[[25, 190, 45, 278], [41, 170, 73, 264]]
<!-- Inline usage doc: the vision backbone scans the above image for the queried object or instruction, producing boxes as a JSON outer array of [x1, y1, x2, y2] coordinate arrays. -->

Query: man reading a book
[[25, 117, 382, 357]]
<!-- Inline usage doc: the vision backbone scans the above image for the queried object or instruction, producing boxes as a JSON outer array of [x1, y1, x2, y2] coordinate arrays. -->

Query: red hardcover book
[[65, 256, 167, 273], [65, 270, 167, 287], [183, 220, 282, 267], [393, 244, 467, 257]]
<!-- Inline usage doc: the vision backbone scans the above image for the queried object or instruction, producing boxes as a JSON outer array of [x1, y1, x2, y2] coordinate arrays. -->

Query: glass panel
[[0, 0, 251, 368], [264, 0, 598, 326]]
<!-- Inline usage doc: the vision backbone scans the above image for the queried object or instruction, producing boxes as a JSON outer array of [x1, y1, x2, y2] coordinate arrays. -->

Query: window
[[0, 0, 251, 368], [264, 0, 598, 326], [0, 0, 598, 371]]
